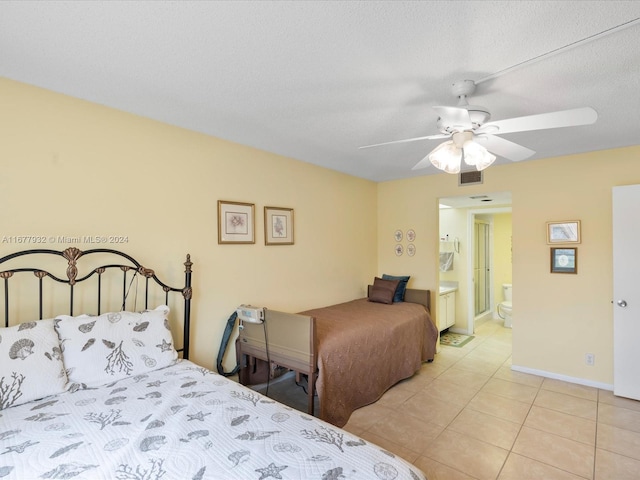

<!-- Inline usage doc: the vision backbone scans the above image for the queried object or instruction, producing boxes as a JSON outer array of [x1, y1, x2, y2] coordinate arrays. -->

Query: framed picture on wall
[[546, 220, 581, 244], [218, 200, 255, 244], [550, 247, 577, 274], [264, 206, 294, 245]]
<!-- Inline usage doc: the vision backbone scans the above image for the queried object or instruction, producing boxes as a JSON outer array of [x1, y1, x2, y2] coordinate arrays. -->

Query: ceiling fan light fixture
[[428, 140, 462, 174], [462, 139, 496, 171]]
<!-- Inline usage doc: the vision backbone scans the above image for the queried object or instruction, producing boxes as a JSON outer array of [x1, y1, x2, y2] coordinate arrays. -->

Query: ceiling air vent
[[459, 170, 483, 186]]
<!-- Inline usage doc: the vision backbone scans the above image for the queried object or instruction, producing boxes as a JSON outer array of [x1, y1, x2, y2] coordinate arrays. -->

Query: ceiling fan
[[360, 80, 598, 174]]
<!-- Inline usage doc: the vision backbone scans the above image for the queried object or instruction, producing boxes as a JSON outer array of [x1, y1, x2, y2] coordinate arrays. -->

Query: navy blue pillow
[[382, 274, 410, 302]]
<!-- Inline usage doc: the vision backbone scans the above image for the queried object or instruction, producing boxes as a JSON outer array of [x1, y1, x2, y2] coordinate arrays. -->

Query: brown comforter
[[300, 297, 437, 427]]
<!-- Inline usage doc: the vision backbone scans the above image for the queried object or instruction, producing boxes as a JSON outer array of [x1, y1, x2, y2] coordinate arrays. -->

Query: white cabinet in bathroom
[[439, 290, 456, 331]]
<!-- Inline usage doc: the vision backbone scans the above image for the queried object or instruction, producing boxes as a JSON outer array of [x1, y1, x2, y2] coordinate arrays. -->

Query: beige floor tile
[[437, 366, 491, 390], [512, 426, 594, 479], [421, 377, 484, 406], [376, 383, 420, 407], [596, 422, 640, 461], [436, 346, 469, 364], [597, 389, 640, 413], [357, 430, 421, 464], [465, 347, 511, 364], [448, 408, 521, 450], [481, 377, 539, 404], [493, 366, 545, 389], [498, 453, 589, 480], [466, 391, 532, 424], [423, 429, 509, 480], [343, 402, 394, 431], [413, 455, 477, 480], [525, 405, 597, 445], [455, 356, 504, 377], [594, 448, 640, 480], [597, 402, 640, 433], [534, 389, 597, 420], [366, 409, 444, 454], [542, 378, 599, 401], [403, 390, 465, 427]]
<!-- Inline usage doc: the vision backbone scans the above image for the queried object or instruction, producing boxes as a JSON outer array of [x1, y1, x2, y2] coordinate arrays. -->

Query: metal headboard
[[0, 248, 193, 359]]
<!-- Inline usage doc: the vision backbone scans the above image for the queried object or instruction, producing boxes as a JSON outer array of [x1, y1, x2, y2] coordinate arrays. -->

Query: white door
[[612, 184, 640, 400]]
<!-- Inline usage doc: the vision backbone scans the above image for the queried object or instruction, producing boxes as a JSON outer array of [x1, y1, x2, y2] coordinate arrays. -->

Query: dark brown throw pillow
[[368, 277, 400, 304]]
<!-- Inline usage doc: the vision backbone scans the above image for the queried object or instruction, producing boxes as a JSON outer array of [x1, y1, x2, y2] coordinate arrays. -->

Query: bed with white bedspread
[[0, 248, 426, 480]]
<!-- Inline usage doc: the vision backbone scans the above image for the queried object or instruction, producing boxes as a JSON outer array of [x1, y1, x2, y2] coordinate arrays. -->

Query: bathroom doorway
[[474, 218, 491, 319], [438, 192, 512, 335]]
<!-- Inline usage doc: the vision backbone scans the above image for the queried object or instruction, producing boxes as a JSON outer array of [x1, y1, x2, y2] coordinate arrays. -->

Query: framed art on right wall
[[550, 247, 577, 274], [547, 220, 581, 244]]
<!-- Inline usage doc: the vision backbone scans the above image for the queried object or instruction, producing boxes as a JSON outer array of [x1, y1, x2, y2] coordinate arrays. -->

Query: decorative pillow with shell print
[[54, 305, 178, 390], [0, 318, 68, 410]]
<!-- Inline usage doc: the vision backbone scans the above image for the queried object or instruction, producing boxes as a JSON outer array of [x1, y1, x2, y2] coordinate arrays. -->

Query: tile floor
[[342, 319, 640, 480]]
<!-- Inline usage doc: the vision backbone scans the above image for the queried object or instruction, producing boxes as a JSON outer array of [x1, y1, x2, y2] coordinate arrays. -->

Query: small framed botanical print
[[218, 200, 255, 244], [264, 206, 294, 245]]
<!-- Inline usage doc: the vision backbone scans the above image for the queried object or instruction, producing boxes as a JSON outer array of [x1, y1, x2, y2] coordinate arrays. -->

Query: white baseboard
[[511, 364, 613, 391]]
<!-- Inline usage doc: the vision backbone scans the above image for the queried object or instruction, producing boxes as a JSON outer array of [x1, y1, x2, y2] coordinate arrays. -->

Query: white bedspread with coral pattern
[[0, 360, 425, 480]]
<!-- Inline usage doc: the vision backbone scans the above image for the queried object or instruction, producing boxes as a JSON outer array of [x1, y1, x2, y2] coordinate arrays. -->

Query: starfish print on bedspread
[[255, 462, 287, 480], [1, 439, 39, 455], [187, 411, 211, 422], [155, 339, 173, 352]]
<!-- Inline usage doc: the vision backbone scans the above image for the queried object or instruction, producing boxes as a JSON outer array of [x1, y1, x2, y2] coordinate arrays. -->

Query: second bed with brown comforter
[[300, 288, 437, 427]]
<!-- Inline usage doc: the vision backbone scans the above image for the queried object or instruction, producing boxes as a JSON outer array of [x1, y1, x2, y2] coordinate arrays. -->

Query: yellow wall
[[4, 76, 640, 389], [493, 212, 513, 306], [379, 145, 640, 387], [0, 78, 378, 370]]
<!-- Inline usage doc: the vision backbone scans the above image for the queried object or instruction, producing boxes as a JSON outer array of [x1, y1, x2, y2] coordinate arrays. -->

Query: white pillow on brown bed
[[54, 305, 178, 389], [0, 318, 68, 410]]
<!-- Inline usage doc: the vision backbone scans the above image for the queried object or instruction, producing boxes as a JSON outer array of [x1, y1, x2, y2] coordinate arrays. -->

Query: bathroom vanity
[[438, 285, 457, 331]]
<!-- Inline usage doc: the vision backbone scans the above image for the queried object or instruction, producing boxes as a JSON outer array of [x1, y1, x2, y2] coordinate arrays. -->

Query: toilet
[[497, 284, 512, 328]]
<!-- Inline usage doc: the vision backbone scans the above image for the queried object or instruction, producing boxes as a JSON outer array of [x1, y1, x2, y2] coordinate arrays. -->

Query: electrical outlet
[[585, 353, 595, 366]]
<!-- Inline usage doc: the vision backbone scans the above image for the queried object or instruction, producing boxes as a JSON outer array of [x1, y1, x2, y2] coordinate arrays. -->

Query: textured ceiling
[[1, 1, 639, 182]]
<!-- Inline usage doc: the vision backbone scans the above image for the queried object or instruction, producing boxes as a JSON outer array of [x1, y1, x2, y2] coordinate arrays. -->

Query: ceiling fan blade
[[411, 152, 436, 171], [359, 133, 449, 149], [433, 106, 472, 131], [475, 134, 535, 162], [411, 142, 448, 170], [477, 107, 597, 136]]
